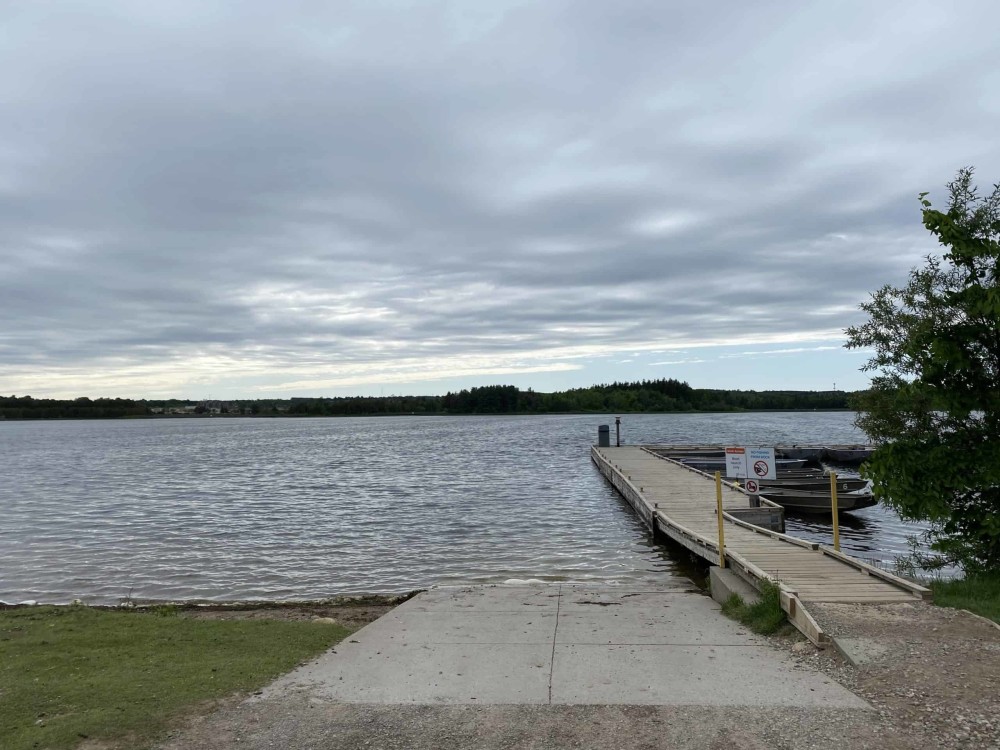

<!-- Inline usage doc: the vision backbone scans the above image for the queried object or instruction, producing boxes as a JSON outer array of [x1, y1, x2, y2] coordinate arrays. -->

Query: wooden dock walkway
[[592, 445, 930, 645]]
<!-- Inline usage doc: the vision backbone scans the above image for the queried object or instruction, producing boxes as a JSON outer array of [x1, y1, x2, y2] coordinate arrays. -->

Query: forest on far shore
[[0, 379, 852, 420]]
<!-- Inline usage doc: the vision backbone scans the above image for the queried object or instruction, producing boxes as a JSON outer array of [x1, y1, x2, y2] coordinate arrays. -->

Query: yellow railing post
[[715, 471, 726, 567], [830, 471, 840, 551]]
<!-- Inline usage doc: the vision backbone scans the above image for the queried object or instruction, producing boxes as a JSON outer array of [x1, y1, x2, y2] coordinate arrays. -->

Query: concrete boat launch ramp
[[252, 444, 922, 712], [263, 584, 867, 708]]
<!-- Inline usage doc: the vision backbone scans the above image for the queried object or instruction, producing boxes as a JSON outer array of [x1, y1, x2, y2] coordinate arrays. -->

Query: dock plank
[[591, 445, 928, 643]]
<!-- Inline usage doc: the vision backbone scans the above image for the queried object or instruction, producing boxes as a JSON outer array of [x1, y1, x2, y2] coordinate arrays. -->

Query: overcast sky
[[2, 1, 998, 399]]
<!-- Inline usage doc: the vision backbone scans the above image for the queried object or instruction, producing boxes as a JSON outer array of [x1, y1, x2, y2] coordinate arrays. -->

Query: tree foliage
[[846, 168, 1000, 572], [0, 395, 148, 420]]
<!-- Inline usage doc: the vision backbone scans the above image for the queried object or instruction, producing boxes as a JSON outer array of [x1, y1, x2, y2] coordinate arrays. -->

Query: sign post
[[715, 471, 726, 568], [720, 446, 775, 553], [726, 446, 774, 507], [830, 471, 840, 550]]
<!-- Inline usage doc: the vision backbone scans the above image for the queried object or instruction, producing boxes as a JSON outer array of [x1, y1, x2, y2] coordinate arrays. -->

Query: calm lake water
[[0, 413, 930, 604]]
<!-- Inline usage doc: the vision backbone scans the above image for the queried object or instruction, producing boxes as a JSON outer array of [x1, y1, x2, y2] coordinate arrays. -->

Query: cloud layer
[[2, 2, 999, 397]]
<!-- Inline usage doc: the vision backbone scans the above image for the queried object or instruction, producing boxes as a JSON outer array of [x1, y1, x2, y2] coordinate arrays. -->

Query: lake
[[0, 412, 929, 604]]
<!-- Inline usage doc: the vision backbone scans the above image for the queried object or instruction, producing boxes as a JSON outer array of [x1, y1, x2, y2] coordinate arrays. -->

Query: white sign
[[744, 478, 759, 493], [748, 447, 777, 480], [725, 447, 747, 478], [725, 446, 777, 480]]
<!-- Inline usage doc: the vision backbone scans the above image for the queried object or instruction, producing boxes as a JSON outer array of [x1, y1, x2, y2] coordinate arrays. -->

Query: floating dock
[[592, 445, 930, 645]]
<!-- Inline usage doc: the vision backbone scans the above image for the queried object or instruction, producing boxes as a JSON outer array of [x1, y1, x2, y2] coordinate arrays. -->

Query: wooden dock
[[592, 445, 930, 645]]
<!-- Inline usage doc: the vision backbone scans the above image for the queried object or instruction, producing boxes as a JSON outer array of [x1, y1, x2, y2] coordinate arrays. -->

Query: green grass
[[719, 580, 788, 635], [931, 573, 1000, 624], [0, 605, 351, 750]]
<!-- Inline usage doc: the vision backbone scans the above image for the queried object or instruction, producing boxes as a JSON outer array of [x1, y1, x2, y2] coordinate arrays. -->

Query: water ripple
[[0, 412, 921, 604]]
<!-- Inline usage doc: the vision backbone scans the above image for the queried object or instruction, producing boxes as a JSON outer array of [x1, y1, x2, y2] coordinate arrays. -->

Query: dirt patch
[[155, 701, 915, 750], [797, 601, 1000, 749], [180, 603, 394, 629], [144, 593, 419, 630]]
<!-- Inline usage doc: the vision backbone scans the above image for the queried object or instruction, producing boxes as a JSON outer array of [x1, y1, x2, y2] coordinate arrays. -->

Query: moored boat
[[758, 488, 877, 514], [774, 445, 825, 461], [775, 468, 833, 479], [678, 457, 809, 471], [656, 450, 725, 459], [758, 477, 869, 493], [824, 446, 875, 464]]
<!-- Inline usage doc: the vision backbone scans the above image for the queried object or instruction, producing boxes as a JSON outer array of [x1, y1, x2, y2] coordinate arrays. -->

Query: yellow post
[[830, 471, 840, 551], [715, 471, 726, 568]]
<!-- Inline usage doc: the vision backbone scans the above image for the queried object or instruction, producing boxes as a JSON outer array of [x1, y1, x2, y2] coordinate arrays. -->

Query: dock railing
[[593, 445, 932, 646]]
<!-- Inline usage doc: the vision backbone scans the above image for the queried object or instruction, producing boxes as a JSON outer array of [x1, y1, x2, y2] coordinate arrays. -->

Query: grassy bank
[[0, 604, 352, 750], [931, 573, 1000, 624], [720, 581, 788, 635]]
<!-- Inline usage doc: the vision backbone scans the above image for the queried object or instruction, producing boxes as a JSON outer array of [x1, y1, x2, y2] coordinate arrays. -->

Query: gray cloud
[[2, 1, 999, 396]]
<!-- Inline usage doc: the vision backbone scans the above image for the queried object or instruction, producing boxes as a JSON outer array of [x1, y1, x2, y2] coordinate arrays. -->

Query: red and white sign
[[745, 478, 759, 494], [748, 447, 777, 480]]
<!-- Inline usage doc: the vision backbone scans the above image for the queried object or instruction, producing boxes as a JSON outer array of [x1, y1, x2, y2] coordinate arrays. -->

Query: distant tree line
[[0, 379, 852, 420], [0, 396, 148, 420]]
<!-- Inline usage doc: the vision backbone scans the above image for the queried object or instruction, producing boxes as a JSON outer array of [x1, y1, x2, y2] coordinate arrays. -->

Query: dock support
[[830, 471, 840, 551], [591, 445, 930, 646], [715, 471, 726, 568]]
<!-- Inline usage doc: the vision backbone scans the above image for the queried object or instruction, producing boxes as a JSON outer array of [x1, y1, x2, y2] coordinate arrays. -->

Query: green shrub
[[719, 580, 787, 634]]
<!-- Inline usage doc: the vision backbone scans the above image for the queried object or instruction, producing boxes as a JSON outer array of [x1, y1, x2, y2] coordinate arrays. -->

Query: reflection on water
[[779, 463, 932, 569], [1, 412, 930, 604], [785, 505, 928, 561]]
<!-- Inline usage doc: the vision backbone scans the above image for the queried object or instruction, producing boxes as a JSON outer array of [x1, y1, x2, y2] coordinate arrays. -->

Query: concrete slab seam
[[547, 582, 562, 705], [555, 643, 779, 648], [344, 641, 779, 647]]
